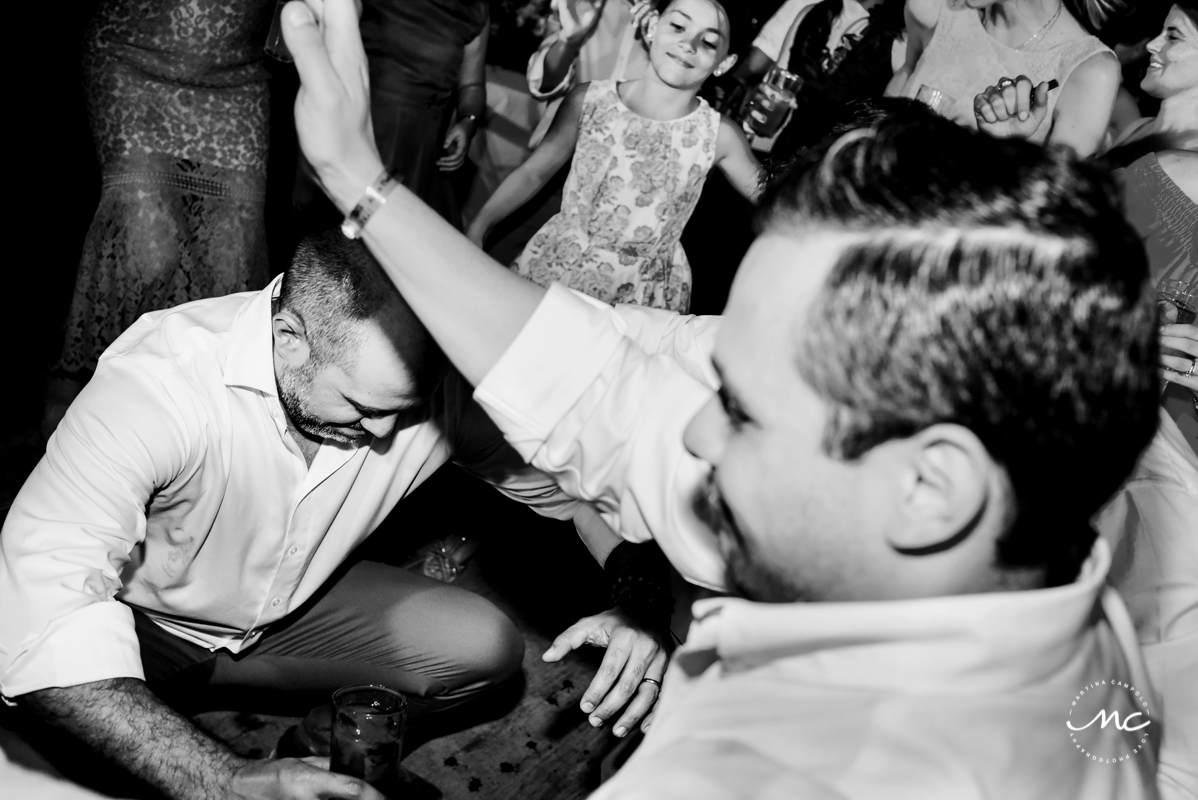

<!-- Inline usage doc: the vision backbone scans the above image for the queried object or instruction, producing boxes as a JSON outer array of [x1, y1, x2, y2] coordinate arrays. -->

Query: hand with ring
[[973, 74, 1051, 141], [543, 608, 670, 737], [1159, 301, 1198, 394]]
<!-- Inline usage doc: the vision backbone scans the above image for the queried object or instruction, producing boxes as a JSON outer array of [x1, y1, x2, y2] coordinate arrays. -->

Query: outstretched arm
[[714, 116, 763, 202], [467, 82, 586, 246], [1045, 52, 1119, 156], [884, 0, 937, 97]]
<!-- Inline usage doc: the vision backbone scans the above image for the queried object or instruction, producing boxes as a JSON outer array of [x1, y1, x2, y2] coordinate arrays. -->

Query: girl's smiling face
[[649, 0, 732, 89], [1141, 5, 1198, 99]]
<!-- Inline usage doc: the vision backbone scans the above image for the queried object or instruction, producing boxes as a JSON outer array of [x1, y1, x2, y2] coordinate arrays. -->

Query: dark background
[[6, 0, 782, 437]]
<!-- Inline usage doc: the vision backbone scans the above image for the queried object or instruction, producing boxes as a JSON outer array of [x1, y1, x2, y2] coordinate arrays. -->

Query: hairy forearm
[[23, 678, 245, 800]]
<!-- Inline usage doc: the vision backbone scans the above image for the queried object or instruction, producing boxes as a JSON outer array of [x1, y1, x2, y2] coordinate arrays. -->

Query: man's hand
[[973, 74, 1050, 140], [543, 608, 669, 737], [230, 757, 386, 800], [283, 0, 384, 210]]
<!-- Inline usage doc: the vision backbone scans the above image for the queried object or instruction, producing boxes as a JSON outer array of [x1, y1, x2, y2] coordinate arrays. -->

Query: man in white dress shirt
[[0, 228, 670, 800], [279, 4, 1176, 797]]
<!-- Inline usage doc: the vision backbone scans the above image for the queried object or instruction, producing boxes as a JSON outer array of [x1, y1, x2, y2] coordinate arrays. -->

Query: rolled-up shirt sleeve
[[474, 285, 727, 590], [0, 355, 194, 697], [445, 371, 582, 521]]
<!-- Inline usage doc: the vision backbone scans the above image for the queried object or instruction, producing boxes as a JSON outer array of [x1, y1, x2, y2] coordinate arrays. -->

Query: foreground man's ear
[[886, 424, 991, 557]]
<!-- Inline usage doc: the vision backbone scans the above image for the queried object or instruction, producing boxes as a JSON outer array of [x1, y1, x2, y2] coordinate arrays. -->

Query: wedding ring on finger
[[1187, 359, 1196, 378], [997, 77, 1016, 89], [641, 677, 662, 690]]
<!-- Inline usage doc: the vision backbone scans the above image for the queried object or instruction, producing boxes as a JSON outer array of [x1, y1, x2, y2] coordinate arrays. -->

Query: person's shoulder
[[98, 288, 265, 414], [104, 289, 258, 361], [905, 0, 946, 31], [716, 113, 745, 142], [1059, 47, 1119, 94]]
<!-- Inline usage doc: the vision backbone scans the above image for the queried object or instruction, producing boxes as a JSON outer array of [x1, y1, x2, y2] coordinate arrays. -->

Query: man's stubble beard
[[276, 358, 367, 445], [694, 471, 808, 604]]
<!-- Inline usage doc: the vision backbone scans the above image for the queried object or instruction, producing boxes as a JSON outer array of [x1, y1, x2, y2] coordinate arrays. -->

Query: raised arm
[[528, 0, 608, 99], [973, 53, 1119, 158], [466, 82, 586, 246], [1044, 52, 1119, 156], [285, 0, 547, 387], [884, 0, 938, 96], [714, 116, 763, 202]]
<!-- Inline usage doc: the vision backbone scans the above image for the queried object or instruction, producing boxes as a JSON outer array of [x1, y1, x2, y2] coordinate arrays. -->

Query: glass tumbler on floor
[[330, 684, 407, 791]]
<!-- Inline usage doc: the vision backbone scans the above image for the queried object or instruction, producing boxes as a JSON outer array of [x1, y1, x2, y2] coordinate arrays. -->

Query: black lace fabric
[[56, 0, 273, 377]]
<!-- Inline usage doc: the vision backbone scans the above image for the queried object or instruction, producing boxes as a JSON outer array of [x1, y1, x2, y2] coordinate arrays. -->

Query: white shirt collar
[[678, 538, 1112, 694], [222, 275, 283, 396]]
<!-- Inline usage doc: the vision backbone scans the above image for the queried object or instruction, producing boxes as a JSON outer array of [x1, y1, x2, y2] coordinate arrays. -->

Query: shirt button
[[271, 597, 282, 607], [288, 546, 299, 556]]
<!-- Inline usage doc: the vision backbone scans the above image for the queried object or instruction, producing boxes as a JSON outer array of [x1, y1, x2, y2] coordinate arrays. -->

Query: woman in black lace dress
[[46, 0, 273, 433]]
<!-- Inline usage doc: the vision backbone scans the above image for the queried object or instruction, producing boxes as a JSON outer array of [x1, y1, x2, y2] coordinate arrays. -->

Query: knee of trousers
[[443, 603, 525, 691]]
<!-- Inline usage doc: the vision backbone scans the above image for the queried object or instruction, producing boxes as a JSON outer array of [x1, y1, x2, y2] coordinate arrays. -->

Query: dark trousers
[[134, 561, 524, 718]]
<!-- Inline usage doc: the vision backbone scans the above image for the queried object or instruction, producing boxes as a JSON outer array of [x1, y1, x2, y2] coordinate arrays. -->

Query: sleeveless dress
[[1120, 153, 1198, 288], [57, 0, 273, 378], [901, 0, 1111, 143], [513, 80, 720, 312], [294, 0, 488, 230]]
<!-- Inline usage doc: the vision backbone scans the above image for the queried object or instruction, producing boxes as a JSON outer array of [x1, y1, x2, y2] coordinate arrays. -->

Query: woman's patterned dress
[[512, 80, 720, 312]]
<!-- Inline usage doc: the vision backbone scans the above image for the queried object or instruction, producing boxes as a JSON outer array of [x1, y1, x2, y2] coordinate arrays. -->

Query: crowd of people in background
[[3, 0, 1195, 799]]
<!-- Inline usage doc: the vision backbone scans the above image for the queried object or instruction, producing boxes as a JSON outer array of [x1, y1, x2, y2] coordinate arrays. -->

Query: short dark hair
[[279, 229, 410, 366], [762, 111, 1159, 585]]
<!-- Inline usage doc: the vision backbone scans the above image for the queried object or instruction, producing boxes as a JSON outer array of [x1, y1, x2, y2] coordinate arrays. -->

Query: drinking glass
[[1158, 275, 1198, 368], [1158, 276, 1198, 326], [916, 84, 957, 119], [329, 685, 406, 790], [743, 67, 802, 139], [264, 0, 293, 62]]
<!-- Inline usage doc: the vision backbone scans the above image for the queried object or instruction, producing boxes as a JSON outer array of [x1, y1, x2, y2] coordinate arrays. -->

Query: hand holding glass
[[329, 685, 406, 790], [744, 67, 801, 139]]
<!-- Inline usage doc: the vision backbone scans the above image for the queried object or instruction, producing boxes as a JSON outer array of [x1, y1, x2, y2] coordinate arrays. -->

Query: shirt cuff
[[526, 36, 577, 101], [1, 601, 144, 697], [475, 284, 628, 463]]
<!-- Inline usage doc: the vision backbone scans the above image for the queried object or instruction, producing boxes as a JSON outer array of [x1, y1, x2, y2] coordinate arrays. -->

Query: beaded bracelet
[[341, 169, 399, 240]]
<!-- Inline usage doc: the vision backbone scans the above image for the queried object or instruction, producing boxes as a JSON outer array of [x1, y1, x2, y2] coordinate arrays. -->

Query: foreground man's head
[[688, 111, 1159, 603]]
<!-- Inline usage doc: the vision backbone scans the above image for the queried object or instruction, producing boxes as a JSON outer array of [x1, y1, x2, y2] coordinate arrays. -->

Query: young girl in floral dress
[[467, 0, 761, 312]]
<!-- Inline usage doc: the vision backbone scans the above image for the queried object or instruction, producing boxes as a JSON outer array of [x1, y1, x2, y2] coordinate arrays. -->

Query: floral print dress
[[512, 80, 720, 311]]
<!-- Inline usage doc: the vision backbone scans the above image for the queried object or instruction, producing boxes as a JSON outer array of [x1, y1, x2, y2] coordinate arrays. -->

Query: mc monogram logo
[[1067, 680, 1153, 764]]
